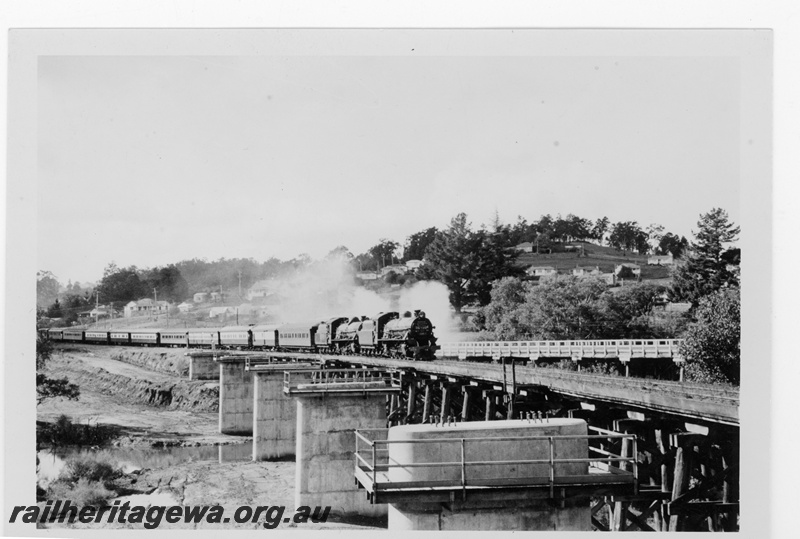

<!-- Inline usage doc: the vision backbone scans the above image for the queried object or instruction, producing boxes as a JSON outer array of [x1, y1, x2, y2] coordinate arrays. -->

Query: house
[[210, 292, 223, 302], [647, 254, 674, 266], [193, 292, 209, 303], [525, 266, 557, 277], [177, 302, 194, 313], [405, 259, 424, 270], [514, 242, 534, 253], [124, 298, 170, 318], [356, 271, 379, 281], [209, 306, 234, 318], [572, 266, 600, 277], [89, 305, 113, 319], [247, 280, 279, 301], [380, 264, 407, 276]]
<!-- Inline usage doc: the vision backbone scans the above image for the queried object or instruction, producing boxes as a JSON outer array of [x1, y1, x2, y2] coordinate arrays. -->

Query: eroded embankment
[[46, 346, 218, 413], [107, 346, 190, 377]]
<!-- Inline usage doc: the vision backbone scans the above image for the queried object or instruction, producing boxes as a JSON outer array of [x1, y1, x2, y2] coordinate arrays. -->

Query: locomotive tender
[[41, 309, 440, 361]]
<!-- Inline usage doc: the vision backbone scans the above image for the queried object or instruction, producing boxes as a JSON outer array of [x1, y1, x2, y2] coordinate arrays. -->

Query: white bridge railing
[[439, 339, 684, 362]]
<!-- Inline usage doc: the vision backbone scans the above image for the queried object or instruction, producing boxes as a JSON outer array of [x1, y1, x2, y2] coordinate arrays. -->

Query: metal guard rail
[[439, 338, 684, 361], [284, 368, 400, 394], [354, 426, 638, 499]]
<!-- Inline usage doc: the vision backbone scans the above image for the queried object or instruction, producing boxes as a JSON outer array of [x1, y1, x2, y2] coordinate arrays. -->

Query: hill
[[514, 241, 673, 281]]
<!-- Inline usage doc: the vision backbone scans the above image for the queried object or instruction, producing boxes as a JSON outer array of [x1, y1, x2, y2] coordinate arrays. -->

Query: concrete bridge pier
[[251, 369, 297, 460], [294, 392, 390, 518], [187, 352, 219, 380], [285, 370, 399, 519], [218, 358, 254, 435]]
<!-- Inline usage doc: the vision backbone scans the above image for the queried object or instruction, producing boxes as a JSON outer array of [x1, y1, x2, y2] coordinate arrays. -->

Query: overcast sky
[[37, 33, 742, 284]]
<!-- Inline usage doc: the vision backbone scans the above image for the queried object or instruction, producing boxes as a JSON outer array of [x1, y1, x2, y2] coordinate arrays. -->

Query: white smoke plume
[[260, 257, 458, 340]]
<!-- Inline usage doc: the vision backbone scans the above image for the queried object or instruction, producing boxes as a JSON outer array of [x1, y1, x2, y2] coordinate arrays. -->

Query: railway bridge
[[195, 346, 738, 532]]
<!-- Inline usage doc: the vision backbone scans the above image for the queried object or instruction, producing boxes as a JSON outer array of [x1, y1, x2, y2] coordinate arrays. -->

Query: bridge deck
[[231, 351, 738, 425]]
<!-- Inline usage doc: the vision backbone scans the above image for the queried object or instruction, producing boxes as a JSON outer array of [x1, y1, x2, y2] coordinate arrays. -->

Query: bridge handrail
[[284, 368, 400, 393], [354, 428, 639, 497], [441, 338, 685, 360]]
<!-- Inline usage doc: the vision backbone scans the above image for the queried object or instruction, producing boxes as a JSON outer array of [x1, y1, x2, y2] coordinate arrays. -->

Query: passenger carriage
[[251, 324, 280, 349], [218, 326, 253, 349], [186, 328, 220, 348], [277, 322, 317, 351]]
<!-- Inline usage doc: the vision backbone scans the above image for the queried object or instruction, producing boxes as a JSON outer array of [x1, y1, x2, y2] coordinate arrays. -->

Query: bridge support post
[[668, 433, 704, 531], [252, 370, 296, 460], [294, 392, 390, 518], [440, 384, 452, 422], [218, 358, 253, 435], [422, 382, 433, 423], [406, 380, 418, 423], [461, 386, 472, 421]]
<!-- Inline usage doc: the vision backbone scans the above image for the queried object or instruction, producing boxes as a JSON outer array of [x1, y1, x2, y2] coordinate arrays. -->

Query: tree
[[468, 224, 523, 305], [477, 276, 671, 341], [368, 239, 400, 268], [658, 233, 689, 258], [592, 217, 610, 244], [670, 208, 740, 305], [144, 265, 190, 303], [37, 271, 61, 310], [475, 277, 532, 339], [608, 221, 649, 253], [326, 245, 354, 261], [601, 283, 666, 337], [679, 288, 740, 385], [403, 227, 438, 262], [646, 223, 665, 253], [519, 276, 609, 340], [96, 263, 149, 310], [416, 213, 482, 313], [37, 328, 79, 404]]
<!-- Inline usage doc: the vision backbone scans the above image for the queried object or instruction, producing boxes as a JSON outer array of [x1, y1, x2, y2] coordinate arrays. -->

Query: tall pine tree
[[670, 208, 740, 305]]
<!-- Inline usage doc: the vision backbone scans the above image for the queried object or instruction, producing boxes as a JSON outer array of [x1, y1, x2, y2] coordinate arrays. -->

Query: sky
[[36, 33, 742, 284]]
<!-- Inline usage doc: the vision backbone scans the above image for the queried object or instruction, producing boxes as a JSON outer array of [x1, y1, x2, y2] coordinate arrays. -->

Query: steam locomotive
[[42, 309, 439, 361]]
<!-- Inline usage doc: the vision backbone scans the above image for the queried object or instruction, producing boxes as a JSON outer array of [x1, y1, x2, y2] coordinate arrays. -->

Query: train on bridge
[[41, 309, 440, 360]]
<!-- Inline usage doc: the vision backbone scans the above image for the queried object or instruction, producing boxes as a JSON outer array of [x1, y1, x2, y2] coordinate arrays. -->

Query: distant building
[[247, 280, 279, 301], [514, 242, 534, 253], [210, 292, 223, 302], [124, 298, 170, 318], [405, 259, 424, 270], [89, 305, 113, 319], [177, 302, 194, 313], [572, 266, 601, 277], [525, 266, 557, 277], [193, 292, 209, 303], [647, 254, 674, 266], [356, 271, 379, 281], [209, 306, 234, 318], [380, 264, 407, 276]]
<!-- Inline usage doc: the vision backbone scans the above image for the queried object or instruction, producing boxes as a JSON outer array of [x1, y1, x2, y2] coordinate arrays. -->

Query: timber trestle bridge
[[194, 344, 740, 532]]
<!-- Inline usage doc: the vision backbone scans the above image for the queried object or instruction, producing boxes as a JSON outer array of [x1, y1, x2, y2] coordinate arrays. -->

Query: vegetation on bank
[[42, 452, 124, 506], [38, 415, 119, 448]]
